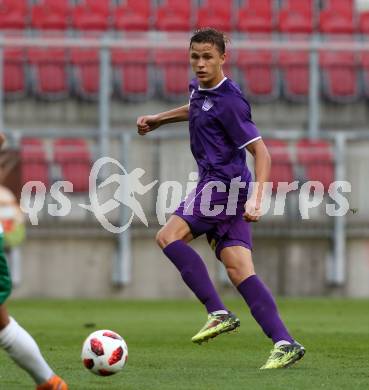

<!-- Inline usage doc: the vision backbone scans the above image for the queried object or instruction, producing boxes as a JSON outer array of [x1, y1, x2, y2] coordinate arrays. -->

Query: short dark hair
[[189, 28, 229, 55]]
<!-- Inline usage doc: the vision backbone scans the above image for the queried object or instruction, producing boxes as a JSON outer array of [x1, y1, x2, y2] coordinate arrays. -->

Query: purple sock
[[237, 275, 293, 344], [163, 240, 227, 314]]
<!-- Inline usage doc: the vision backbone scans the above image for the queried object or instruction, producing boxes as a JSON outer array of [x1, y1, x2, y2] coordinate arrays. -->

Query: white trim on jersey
[[198, 77, 227, 91], [238, 136, 262, 149], [0, 223, 3, 234], [188, 89, 195, 105]]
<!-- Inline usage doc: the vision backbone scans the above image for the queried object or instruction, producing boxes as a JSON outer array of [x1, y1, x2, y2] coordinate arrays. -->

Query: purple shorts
[[174, 179, 253, 260]]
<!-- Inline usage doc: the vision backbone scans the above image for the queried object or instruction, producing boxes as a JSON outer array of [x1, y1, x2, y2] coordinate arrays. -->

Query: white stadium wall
[[9, 234, 369, 298]]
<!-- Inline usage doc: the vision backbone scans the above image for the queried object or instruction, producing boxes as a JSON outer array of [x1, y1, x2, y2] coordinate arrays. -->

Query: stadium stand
[[70, 48, 100, 100], [154, 49, 190, 101], [53, 138, 91, 192], [320, 50, 360, 103], [319, 0, 355, 34], [279, 50, 309, 102], [296, 139, 334, 191], [263, 139, 294, 192], [31, 0, 70, 30], [155, 0, 192, 31], [113, 0, 151, 31], [112, 48, 153, 101], [0, 0, 368, 103], [3, 1, 369, 303], [4, 48, 26, 98], [236, 0, 274, 33], [0, 0, 28, 30], [20, 138, 49, 188], [71, 0, 110, 31], [359, 7, 369, 33], [0, 0, 362, 34], [28, 47, 69, 100], [278, 0, 314, 34], [237, 49, 279, 102], [196, 0, 233, 32]]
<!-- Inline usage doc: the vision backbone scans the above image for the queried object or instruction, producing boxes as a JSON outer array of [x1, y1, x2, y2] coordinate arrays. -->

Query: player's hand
[[0, 133, 5, 150], [243, 197, 261, 223], [137, 114, 161, 136]]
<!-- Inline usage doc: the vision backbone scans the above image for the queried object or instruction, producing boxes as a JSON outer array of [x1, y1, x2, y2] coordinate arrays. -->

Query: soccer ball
[[81, 330, 128, 376]]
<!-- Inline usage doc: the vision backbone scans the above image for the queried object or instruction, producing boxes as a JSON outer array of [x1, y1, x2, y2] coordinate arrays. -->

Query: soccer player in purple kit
[[137, 28, 305, 369]]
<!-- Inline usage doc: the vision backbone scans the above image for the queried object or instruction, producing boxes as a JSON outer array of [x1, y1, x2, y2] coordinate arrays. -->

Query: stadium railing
[[0, 0, 364, 34], [1, 34, 369, 142]]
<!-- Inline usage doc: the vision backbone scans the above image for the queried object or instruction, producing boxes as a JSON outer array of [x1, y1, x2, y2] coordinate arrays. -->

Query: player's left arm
[[219, 96, 270, 222], [243, 139, 271, 222]]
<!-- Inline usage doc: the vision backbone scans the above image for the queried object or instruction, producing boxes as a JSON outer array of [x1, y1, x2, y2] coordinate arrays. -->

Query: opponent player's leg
[[156, 215, 237, 343], [0, 240, 68, 388], [220, 245, 305, 369], [0, 304, 69, 389], [0, 303, 9, 329]]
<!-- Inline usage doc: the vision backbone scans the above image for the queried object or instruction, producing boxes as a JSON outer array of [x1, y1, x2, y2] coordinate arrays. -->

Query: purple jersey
[[188, 77, 261, 183]]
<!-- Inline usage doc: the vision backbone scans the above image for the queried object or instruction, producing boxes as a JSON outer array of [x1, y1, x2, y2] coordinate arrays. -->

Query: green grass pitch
[[0, 299, 368, 389]]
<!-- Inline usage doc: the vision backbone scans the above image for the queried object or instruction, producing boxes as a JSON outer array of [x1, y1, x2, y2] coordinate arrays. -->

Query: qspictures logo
[[20, 157, 353, 234], [79, 157, 157, 233]]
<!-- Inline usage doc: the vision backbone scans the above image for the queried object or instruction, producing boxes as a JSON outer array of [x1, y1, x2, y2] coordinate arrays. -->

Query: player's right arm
[[137, 104, 189, 136]]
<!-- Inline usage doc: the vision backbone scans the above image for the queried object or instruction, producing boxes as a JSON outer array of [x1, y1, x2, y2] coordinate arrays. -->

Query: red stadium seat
[[359, 11, 369, 34], [278, 0, 314, 33], [264, 139, 294, 192], [0, 0, 28, 29], [237, 49, 279, 102], [319, 0, 355, 34], [155, 0, 192, 31], [296, 139, 334, 191], [236, 0, 273, 33], [320, 51, 359, 102], [53, 139, 91, 192], [28, 48, 68, 99], [3, 48, 26, 98], [113, 0, 151, 31], [70, 49, 100, 100], [71, 0, 110, 31], [31, 0, 70, 30], [196, 0, 232, 32], [20, 138, 49, 188], [112, 48, 152, 101], [279, 50, 309, 101], [154, 49, 190, 100]]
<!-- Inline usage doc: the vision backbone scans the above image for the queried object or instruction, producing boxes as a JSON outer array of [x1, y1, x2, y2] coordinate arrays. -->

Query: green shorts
[[0, 234, 12, 305]]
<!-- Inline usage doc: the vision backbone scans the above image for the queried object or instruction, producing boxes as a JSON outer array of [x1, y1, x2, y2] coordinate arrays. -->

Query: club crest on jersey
[[202, 96, 214, 111]]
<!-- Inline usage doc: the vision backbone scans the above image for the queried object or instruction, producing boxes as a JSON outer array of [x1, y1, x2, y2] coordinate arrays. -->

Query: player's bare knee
[[155, 229, 165, 248], [156, 229, 178, 249], [225, 260, 254, 286], [225, 264, 240, 284]]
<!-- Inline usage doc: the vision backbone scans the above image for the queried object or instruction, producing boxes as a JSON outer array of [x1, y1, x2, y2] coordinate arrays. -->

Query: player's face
[[190, 42, 226, 88]]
